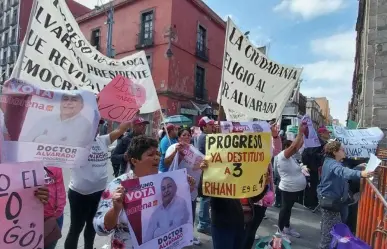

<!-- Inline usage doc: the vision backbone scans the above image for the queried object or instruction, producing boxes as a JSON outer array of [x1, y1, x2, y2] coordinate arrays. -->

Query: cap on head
[[166, 123, 177, 132], [132, 117, 150, 125], [318, 126, 331, 134], [198, 116, 214, 127]]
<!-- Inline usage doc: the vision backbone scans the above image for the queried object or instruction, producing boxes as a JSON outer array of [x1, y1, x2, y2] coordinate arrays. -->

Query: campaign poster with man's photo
[[0, 78, 99, 167], [121, 169, 193, 249], [167, 144, 204, 201]]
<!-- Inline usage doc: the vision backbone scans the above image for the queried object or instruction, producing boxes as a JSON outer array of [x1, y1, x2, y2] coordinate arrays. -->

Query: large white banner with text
[[218, 18, 302, 120], [333, 125, 384, 158], [0, 78, 98, 167], [121, 169, 193, 249], [12, 0, 160, 114]]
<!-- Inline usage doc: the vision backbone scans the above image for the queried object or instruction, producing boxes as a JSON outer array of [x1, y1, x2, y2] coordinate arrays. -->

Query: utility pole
[[106, 2, 114, 58]]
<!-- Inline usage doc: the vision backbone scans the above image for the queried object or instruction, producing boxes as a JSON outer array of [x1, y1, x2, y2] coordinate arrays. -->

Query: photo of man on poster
[[19, 93, 94, 147], [143, 176, 190, 243]]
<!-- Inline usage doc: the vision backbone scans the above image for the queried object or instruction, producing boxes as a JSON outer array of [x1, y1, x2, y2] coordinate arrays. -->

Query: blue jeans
[[45, 215, 64, 249], [212, 224, 244, 249], [197, 197, 210, 230], [340, 205, 348, 223]]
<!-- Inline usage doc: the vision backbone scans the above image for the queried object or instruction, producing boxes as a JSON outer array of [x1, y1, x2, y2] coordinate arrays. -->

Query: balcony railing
[[195, 42, 209, 61], [135, 30, 154, 49], [11, 0, 19, 7]]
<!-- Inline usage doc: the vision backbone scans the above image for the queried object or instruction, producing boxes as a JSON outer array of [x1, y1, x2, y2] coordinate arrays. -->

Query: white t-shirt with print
[[277, 150, 307, 192], [69, 135, 111, 195]]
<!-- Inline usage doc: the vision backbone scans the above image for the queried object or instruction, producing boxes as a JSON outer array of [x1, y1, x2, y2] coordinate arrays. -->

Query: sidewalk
[[57, 164, 321, 249]]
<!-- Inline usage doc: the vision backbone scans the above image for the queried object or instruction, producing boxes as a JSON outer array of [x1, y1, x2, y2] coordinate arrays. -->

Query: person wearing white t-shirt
[[64, 121, 132, 249], [275, 124, 307, 244], [20, 93, 93, 147]]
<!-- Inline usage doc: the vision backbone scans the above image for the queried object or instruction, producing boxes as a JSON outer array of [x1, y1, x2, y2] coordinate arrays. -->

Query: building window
[[5, 13, 9, 27], [137, 10, 154, 48], [146, 54, 152, 71], [10, 27, 15, 44], [0, 2, 4, 13], [196, 25, 208, 61], [90, 28, 101, 51], [1, 49, 7, 66], [11, 9, 17, 25], [8, 66, 13, 76], [4, 32, 8, 46], [195, 65, 206, 99]]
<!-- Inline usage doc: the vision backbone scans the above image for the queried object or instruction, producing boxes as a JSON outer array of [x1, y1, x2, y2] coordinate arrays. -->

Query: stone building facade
[[348, 0, 387, 145]]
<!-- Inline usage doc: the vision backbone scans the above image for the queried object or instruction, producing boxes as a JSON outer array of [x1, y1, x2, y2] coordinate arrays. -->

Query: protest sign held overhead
[[120, 169, 193, 249], [98, 76, 146, 122], [332, 125, 384, 158], [218, 18, 302, 120], [203, 132, 271, 198], [168, 144, 204, 201], [1, 78, 99, 167], [219, 121, 271, 133], [12, 0, 160, 114], [0, 161, 45, 249]]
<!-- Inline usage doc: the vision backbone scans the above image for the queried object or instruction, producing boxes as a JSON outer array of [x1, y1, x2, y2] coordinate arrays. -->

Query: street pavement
[[57, 159, 322, 249]]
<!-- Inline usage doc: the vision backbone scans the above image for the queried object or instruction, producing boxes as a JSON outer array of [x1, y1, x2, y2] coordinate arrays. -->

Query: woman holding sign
[[317, 141, 372, 249], [93, 135, 195, 249], [164, 127, 204, 245]]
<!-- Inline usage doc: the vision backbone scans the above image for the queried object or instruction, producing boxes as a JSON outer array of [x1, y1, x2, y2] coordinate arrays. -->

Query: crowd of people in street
[[28, 97, 375, 249]]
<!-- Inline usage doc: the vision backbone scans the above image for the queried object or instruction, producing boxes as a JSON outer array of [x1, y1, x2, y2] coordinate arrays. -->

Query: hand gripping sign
[[98, 76, 147, 122], [0, 161, 45, 249], [203, 132, 271, 198]]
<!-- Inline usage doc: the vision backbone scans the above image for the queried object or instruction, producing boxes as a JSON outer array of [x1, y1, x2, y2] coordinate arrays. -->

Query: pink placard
[[98, 76, 147, 122], [0, 161, 45, 249]]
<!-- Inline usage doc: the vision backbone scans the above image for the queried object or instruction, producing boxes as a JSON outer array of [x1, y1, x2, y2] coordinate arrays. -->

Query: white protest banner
[[220, 121, 271, 133], [1, 78, 98, 167], [167, 144, 204, 201], [224, 108, 253, 122], [0, 161, 45, 249], [12, 0, 160, 114], [121, 169, 193, 249], [333, 125, 384, 158], [218, 18, 302, 120]]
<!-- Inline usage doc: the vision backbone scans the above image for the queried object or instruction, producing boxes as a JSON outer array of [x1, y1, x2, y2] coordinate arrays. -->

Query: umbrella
[[162, 115, 192, 125]]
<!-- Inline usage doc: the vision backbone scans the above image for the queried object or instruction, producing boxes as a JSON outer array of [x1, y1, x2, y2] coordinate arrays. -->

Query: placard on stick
[[98, 76, 147, 122]]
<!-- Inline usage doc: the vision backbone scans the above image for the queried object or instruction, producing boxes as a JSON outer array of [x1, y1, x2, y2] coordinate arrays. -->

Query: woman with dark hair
[[275, 124, 307, 244], [93, 135, 195, 248], [317, 141, 372, 249], [164, 127, 203, 245]]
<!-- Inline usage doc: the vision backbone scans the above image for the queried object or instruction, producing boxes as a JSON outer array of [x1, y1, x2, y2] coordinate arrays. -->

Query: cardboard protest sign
[[12, 0, 160, 114], [333, 125, 384, 158], [167, 144, 204, 200], [98, 76, 146, 122], [0, 161, 45, 249], [219, 121, 271, 133], [203, 132, 271, 198], [218, 18, 302, 120], [1, 78, 99, 167], [121, 170, 193, 249], [300, 115, 320, 148]]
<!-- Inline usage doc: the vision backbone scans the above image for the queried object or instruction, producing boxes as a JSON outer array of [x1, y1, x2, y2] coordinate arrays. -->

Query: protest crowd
[[0, 1, 385, 249]]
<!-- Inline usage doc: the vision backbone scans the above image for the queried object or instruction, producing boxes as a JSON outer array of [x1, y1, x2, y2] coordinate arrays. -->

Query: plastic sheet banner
[[1, 78, 99, 167], [203, 132, 271, 198]]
